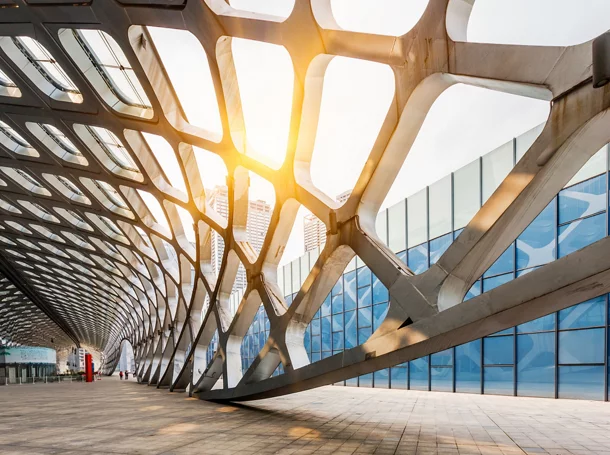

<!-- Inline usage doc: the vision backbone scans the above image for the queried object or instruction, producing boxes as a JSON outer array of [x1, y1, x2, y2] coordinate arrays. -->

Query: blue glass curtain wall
[[242, 134, 610, 399]]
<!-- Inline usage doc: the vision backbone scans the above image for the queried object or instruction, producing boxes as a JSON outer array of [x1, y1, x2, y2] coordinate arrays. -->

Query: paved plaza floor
[[0, 376, 609, 454]]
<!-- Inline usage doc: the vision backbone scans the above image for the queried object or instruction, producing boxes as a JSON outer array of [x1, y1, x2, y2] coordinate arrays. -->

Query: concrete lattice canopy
[[0, 0, 607, 400]]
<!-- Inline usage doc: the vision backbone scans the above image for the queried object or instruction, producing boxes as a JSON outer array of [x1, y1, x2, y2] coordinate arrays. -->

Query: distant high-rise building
[[208, 185, 272, 295], [336, 190, 351, 204], [303, 190, 352, 252], [304, 213, 326, 252]]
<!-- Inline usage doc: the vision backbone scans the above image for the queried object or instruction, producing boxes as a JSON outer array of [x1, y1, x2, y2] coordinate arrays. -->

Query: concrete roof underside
[[0, 0, 607, 400]]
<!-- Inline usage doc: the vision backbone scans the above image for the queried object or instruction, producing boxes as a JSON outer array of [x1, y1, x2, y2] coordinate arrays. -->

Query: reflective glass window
[[516, 333, 554, 397], [390, 365, 408, 389], [559, 296, 606, 329], [374, 369, 389, 388], [407, 243, 428, 274], [464, 281, 481, 302], [429, 175, 452, 239], [558, 328, 605, 364], [359, 373, 373, 388], [431, 366, 453, 392], [344, 310, 357, 349], [372, 302, 388, 330], [429, 233, 452, 266], [558, 365, 604, 400], [566, 146, 606, 187], [387, 200, 406, 252], [558, 175, 605, 224], [482, 141, 513, 203], [516, 200, 556, 270], [453, 159, 480, 229], [482, 272, 513, 293], [483, 335, 514, 365], [517, 314, 555, 333], [89, 126, 138, 172], [484, 244, 514, 277], [407, 189, 427, 247], [484, 366, 514, 395], [455, 340, 481, 393], [344, 271, 356, 311], [372, 276, 388, 304], [409, 357, 429, 391], [558, 213, 606, 258]]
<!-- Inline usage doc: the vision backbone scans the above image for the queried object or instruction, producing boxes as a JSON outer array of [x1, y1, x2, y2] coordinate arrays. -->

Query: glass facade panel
[[516, 200, 556, 270], [558, 329, 605, 364], [407, 189, 427, 247], [390, 365, 408, 389], [517, 333, 554, 397], [516, 123, 544, 163], [558, 213, 605, 258], [484, 366, 514, 395], [431, 367, 453, 392], [558, 366, 604, 400], [387, 200, 406, 253], [566, 146, 606, 187], [428, 175, 452, 239], [453, 159, 481, 230], [558, 296, 606, 329], [484, 245, 514, 278], [429, 233, 452, 266], [407, 243, 428, 274], [376, 210, 388, 246], [455, 340, 481, 393], [409, 357, 429, 391], [482, 141, 514, 203], [517, 314, 555, 333], [558, 175, 606, 224], [483, 335, 513, 365]]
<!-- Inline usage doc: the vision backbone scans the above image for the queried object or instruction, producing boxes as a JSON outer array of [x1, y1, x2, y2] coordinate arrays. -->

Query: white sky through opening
[[149, 1, 610, 265]]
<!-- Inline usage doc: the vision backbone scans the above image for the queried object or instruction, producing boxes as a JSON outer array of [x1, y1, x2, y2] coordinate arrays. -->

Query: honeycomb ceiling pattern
[[0, 0, 606, 401]]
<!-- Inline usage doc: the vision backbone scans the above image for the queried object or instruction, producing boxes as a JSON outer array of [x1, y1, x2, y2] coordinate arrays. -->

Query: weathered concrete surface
[[1, 376, 610, 454]]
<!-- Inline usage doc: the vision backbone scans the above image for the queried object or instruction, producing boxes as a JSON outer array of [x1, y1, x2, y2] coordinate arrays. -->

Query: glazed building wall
[[241, 124, 610, 400]]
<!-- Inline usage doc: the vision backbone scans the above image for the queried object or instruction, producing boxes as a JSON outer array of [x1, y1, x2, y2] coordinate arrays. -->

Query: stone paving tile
[[0, 377, 610, 454]]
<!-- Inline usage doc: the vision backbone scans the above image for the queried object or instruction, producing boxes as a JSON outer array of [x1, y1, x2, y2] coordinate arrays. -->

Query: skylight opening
[[18, 201, 61, 223], [89, 126, 138, 171], [227, 38, 293, 169], [0, 36, 82, 103], [59, 28, 153, 118], [27, 122, 87, 165], [136, 190, 170, 232], [54, 207, 93, 231], [93, 180, 129, 210], [42, 174, 91, 204], [322, 0, 429, 36], [1, 167, 51, 196], [466, 0, 610, 45], [146, 27, 222, 140], [0, 120, 38, 157], [0, 68, 16, 88], [75, 30, 150, 108], [0, 69, 21, 98], [308, 57, 395, 205], [226, 0, 295, 19], [141, 132, 186, 195], [30, 225, 65, 243]]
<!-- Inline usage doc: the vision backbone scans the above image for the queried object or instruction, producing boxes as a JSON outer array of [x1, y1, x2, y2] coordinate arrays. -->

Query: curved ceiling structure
[[0, 0, 608, 401]]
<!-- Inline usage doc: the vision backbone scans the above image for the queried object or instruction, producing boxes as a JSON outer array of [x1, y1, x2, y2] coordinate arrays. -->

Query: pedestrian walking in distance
[[119, 370, 123, 380]]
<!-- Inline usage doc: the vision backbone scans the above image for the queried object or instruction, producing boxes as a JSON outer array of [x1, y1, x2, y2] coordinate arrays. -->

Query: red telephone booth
[[85, 353, 93, 383]]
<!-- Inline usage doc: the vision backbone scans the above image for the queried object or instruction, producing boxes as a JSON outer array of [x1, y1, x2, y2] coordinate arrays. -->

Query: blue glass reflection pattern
[[409, 357, 429, 390], [408, 243, 428, 274], [516, 200, 556, 270], [558, 213, 605, 258], [559, 366, 604, 400], [517, 333, 554, 397], [455, 340, 481, 393], [429, 233, 452, 265], [558, 174, 605, 224], [559, 295, 606, 329], [559, 329, 605, 364], [483, 335, 514, 365], [484, 244, 515, 277], [241, 305, 269, 371], [484, 366, 514, 395]]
